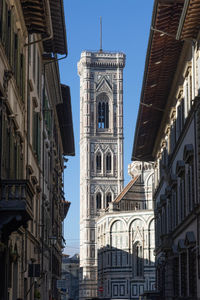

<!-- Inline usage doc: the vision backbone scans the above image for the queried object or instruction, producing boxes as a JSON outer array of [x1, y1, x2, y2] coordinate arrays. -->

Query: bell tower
[[78, 51, 126, 299]]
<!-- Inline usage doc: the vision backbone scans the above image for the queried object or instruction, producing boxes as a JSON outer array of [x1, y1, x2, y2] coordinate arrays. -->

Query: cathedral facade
[[78, 51, 125, 299], [97, 162, 156, 300]]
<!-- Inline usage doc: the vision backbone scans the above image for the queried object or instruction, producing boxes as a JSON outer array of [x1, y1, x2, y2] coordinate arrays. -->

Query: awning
[[56, 85, 75, 156]]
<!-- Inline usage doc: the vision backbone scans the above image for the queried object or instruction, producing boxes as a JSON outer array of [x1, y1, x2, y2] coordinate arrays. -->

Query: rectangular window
[[33, 42, 36, 81], [20, 53, 25, 101], [37, 53, 40, 97], [32, 111, 41, 163], [0, 0, 3, 38]]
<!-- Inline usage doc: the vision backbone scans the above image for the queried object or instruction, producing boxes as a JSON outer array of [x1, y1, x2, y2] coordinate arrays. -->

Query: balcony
[[0, 180, 34, 236]]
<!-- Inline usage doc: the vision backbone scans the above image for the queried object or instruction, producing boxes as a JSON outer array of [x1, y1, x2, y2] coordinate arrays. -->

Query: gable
[[96, 76, 112, 93]]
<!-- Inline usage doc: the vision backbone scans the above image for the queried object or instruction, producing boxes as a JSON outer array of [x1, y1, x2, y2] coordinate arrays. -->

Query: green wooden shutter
[[9, 130, 14, 179], [22, 54, 25, 102], [2, 0, 7, 47], [32, 111, 37, 152], [10, 9, 14, 68], [17, 36, 21, 88], [37, 113, 41, 163], [0, 0, 3, 39]]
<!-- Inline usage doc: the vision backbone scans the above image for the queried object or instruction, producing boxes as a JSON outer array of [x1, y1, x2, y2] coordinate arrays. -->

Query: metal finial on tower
[[100, 16, 102, 52]]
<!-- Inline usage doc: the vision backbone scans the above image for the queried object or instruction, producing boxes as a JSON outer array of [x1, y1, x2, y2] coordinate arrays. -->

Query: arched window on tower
[[96, 152, 101, 172], [106, 193, 112, 208], [96, 193, 102, 210], [97, 95, 109, 129], [106, 152, 112, 172]]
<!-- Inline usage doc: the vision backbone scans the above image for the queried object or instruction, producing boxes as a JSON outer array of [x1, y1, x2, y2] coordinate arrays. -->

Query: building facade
[[97, 161, 155, 300], [0, 1, 74, 300], [132, 0, 200, 299], [61, 254, 80, 300], [78, 51, 125, 299]]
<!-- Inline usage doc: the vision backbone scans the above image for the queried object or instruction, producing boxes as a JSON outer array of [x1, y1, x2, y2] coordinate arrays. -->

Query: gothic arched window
[[96, 153, 101, 172], [133, 242, 143, 277], [96, 193, 102, 210], [106, 152, 112, 172], [106, 193, 112, 208], [97, 94, 109, 129]]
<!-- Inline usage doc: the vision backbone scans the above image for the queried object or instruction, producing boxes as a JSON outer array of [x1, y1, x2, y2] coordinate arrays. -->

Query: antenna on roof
[[100, 16, 103, 52]]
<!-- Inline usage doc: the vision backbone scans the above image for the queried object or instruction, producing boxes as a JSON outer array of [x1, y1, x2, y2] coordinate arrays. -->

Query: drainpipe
[[176, 0, 190, 40]]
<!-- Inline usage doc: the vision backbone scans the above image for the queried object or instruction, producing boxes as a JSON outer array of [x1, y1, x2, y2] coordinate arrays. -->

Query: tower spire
[[100, 16, 102, 52]]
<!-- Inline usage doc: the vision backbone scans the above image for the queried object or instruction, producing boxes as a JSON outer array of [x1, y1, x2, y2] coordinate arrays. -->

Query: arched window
[[106, 152, 111, 172], [97, 94, 109, 129], [133, 242, 143, 277], [96, 193, 102, 209], [96, 153, 101, 172], [106, 193, 112, 208]]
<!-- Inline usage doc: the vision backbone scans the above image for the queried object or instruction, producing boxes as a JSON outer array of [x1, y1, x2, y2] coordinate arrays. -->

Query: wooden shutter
[[36, 113, 41, 163], [9, 129, 14, 179], [16, 35, 21, 88], [0, 0, 3, 39], [2, 0, 7, 47], [32, 111, 37, 152], [20, 54, 25, 101], [10, 9, 14, 68]]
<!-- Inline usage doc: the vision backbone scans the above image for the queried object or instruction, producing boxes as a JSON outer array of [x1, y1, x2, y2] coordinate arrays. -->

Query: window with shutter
[[177, 105, 181, 139], [32, 111, 37, 152], [10, 10, 14, 68], [32, 111, 41, 163], [173, 257, 179, 297], [188, 248, 197, 297], [197, 57, 200, 95], [9, 129, 14, 179], [14, 33, 18, 80], [6, 9, 11, 60], [37, 53, 40, 97], [43, 93, 52, 135], [20, 54, 25, 101], [2, 0, 7, 48], [0, 0, 3, 39], [180, 252, 187, 296], [37, 113, 41, 163], [16, 34, 21, 88], [33, 43, 36, 81]]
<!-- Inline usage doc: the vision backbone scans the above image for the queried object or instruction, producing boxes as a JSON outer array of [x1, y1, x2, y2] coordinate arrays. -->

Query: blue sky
[[59, 0, 154, 256]]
